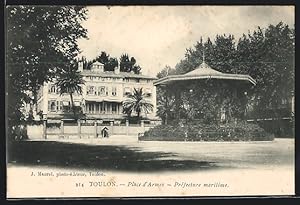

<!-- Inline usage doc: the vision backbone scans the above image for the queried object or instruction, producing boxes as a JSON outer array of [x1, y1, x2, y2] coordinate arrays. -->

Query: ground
[[7, 137, 294, 171], [7, 137, 294, 197]]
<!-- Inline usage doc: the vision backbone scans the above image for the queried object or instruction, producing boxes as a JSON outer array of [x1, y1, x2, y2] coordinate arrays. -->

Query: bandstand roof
[[154, 62, 256, 86]]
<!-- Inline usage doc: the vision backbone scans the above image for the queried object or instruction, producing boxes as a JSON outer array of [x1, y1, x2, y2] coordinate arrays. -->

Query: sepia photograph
[[5, 5, 295, 198]]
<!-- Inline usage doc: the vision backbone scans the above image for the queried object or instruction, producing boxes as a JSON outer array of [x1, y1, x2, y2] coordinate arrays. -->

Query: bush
[[8, 125, 29, 142], [140, 121, 274, 141]]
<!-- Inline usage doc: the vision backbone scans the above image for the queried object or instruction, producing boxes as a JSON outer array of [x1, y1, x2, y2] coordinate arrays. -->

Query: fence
[[27, 119, 156, 139]]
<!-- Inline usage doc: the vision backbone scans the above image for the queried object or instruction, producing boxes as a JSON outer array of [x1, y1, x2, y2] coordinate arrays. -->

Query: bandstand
[[154, 58, 256, 124]]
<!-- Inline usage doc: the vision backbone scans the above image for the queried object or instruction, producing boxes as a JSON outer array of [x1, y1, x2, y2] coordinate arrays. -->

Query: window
[[59, 101, 63, 111], [56, 87, 60, 94], [87, 86, 95, 95], [60, 101, 70, 112], [98, 86, 105, 96], [48, 101, 56, 112], [105, 87, 109, 96], [95, 103, 99, 113], [48, 85, 56, 94], [56, 101, 60, 111], [112, 103, 117, 113], [112, 87, 117, 96], [100, 102, 106, 113], [87, 103, 95, 114]]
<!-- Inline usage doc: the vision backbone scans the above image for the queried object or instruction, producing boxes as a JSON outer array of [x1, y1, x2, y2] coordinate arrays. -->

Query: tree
[[122, 88, 154, 120], [156, 22, 294, 126], [209, 34, 237, 73], [156, 88, 175, 124], [55, 64, 85, 119], [119, 53, 131, 72], [105, 57, 119, 72], [132, 65, 142, 74], [156, 65, 176, 124], [245, 23, 294, 121], [119, 53, 142, 74], [156, 65, 176, 79], [94, 51, 118, 71], [6, 6, 87, 138], [96, 51, 110, 65]]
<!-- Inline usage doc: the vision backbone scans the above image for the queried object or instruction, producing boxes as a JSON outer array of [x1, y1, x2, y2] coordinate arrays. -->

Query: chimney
[[114, 65, 120, 74], [78, 61, 83, 72]]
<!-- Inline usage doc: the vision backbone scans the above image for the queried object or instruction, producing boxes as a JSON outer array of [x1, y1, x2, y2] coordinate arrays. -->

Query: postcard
[[6, 5, 295, 198]]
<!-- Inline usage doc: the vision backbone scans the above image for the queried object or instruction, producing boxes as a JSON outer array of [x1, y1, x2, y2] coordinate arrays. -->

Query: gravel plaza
[[8, 137, 294, 171]]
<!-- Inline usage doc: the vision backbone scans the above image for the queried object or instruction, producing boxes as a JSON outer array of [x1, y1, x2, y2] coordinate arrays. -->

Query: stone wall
[[27, 120, 156, 139]]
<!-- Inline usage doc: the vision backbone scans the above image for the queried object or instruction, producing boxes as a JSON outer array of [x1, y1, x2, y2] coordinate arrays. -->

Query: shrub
[[8, 125, 29, 142], [140, 121, 274, 141]]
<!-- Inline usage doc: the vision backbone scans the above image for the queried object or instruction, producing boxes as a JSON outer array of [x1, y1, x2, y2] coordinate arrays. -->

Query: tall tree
[[246, 23, 294, 119], [6, 6, 87, 138], [119, 53, 142, 74], [105, 57, 119, 72], [119, 53, 131, 72], [210, 34, 237, 73]]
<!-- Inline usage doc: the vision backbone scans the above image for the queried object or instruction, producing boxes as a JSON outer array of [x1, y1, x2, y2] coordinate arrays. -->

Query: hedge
[[139, 122, 274, 141]]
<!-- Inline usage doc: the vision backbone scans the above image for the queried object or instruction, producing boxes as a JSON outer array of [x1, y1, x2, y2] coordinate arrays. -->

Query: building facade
[[36, 61, 158, 124]]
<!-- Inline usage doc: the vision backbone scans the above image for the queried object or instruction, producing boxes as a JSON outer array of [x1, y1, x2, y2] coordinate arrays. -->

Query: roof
[[154, 62, 256, 86], [81, 70, 157, 80]]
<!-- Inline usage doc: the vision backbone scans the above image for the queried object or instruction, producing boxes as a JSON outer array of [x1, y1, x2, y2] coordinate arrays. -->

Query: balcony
[[85, 113, 126, 120], [85, 95, 123, 103]]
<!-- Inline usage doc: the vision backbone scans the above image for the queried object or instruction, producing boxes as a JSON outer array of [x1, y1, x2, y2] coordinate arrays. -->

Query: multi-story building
[[36, 61, 158, 124]]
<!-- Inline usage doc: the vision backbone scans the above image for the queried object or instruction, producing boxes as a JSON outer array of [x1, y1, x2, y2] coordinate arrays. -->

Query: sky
[[77, 6, 294, 77]]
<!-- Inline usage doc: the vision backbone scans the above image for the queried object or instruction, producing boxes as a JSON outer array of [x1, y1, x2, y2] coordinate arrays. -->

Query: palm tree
[[55, 64, 85, 119], [157, 88, 175, 125], [122, 88, 153, 120]]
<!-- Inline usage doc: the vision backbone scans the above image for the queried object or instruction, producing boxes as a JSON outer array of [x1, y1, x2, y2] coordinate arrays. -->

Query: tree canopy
[[6, 6, 88, 137], [156, 22, 295, 123], [122, 88, 154, 119], [83, 52, 142, 74]]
